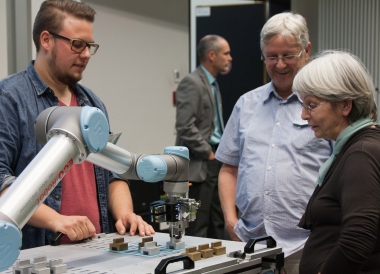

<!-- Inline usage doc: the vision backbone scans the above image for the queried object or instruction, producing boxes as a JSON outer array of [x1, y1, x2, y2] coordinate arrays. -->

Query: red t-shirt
[[58, 91, 101, 242]]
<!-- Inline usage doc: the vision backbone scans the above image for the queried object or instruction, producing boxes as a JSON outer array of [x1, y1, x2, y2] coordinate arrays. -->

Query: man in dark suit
[[175, 35, 232, 239]]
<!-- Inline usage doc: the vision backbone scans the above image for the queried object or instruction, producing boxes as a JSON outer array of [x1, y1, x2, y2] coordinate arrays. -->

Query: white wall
[[81, 1, 189, 154], [292, 0, 319, 55], [31, 0, 45, 60]]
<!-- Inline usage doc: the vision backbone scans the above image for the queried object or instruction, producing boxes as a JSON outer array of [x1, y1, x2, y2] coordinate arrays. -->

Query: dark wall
[[195, 0, 291, 125]]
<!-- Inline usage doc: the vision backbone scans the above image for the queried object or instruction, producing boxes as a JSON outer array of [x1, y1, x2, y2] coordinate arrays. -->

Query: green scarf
[[316, 117, 373, 186]]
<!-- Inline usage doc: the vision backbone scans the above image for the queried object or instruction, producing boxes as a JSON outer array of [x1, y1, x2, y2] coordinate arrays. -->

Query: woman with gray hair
[[294, 50, 380, 273]]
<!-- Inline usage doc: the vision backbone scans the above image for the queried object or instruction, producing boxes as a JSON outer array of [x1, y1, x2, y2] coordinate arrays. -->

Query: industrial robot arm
[[0, 106, 199, 271]]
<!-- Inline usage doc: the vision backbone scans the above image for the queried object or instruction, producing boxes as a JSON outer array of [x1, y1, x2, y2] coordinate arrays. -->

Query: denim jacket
[[0, 61, 118, 249]]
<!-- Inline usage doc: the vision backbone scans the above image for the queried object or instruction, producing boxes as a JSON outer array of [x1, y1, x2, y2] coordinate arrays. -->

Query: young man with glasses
[[0, 0, 154, 250], [215, 12, 333, 274]]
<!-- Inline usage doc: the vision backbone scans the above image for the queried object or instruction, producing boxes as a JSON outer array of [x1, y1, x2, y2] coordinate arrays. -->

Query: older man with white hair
[[216, 12, 333, 273]]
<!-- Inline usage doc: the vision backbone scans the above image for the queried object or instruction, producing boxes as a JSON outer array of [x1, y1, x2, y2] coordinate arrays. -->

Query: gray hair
[[197, 35, 224, 63], [293, 50, 377, 123], [260, 12, 309, 51]]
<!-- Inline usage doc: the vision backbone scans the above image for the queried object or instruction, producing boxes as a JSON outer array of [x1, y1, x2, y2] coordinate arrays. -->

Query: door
[[190, 0, 290, 124]]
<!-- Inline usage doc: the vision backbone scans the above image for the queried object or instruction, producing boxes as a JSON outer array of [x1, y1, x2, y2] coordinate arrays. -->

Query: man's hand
[[225, 218, 241, 241], [26, 204, 97, 242], [115, 213, 155, 236], [49, 215, 96, 241], [109, 180, 155, 236]]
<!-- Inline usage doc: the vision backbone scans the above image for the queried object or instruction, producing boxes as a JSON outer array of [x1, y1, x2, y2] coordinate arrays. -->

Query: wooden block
[[117, 242, 129, 251], [213, 246, 226, 256], [188, 252, 202, 261], [113, 238, 124, 244], [142, 236, 154, 243], [211, 241, 222, 248], [198, 243, 210, 251], [109, 242, 128, 251], [186, 246, 197, 253], [201, 248, 214, 258]]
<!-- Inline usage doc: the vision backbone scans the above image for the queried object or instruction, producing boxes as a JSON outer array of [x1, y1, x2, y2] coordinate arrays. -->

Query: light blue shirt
[[201, 66, 223, 145], [215, 82, 333, 256]]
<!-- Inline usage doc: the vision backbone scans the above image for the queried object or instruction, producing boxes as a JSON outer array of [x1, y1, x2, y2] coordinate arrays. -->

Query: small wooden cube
[[113, 238, 124, 244], [186, 246, 197, 253], [211, 241, 222, 248], [142, 236, 154, 243], [109, 242, 128, 251], [198, 243, 210, 251], [201, 248, 214, 258], [187, 252, 202, 261], [213, 246, 226, 256]]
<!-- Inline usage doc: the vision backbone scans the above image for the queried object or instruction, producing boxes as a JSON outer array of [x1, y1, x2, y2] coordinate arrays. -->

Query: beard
[[48, 46, 83, 86]]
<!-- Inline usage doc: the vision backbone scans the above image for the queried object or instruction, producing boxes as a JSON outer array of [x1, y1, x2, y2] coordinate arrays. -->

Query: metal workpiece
[[166, 237, 186, 250], [141, 241, 160, 256]]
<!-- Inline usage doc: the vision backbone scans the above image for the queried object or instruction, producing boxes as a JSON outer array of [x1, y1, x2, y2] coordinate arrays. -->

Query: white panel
[[31, 0, 45, 60], [319, 0, 380, 119], [81, 1, 189, 154]]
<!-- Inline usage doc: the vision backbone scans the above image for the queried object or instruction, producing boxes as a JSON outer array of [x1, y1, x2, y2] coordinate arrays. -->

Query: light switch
[[174, 70, 180, 83]]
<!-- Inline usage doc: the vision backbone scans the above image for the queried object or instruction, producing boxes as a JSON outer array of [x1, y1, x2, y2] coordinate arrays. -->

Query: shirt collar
[[201, 65, 216, 85], [27, 60, 82, 99], [27, 61, 51, 96], [262, 81, 302, 104]]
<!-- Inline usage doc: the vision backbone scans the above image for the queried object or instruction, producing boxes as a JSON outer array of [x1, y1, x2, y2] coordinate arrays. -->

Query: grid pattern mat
[[74, 234, 185, 258]]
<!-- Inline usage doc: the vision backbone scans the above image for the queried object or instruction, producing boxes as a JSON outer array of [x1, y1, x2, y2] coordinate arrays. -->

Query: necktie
[[213, 81, 224, 131]]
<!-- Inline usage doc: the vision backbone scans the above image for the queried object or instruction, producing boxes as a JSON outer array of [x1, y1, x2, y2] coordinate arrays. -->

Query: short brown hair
[[33, 0, 96, 52]]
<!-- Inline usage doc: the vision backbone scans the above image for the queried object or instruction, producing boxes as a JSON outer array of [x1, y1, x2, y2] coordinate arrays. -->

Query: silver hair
[[260, 12, 309, 51], [293, 50, 377, 123]]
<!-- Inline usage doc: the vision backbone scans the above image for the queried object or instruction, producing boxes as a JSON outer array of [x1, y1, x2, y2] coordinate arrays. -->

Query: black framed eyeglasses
[[49, 31, 99, 55]]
